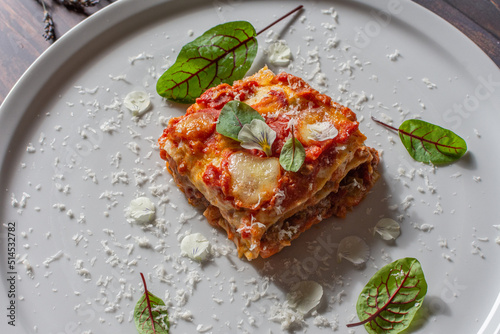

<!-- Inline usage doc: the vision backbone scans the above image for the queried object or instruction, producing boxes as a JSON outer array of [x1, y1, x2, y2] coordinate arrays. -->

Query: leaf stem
[[140, 272, 157, 334], [371, 116, 399, 132], [346, 318, 371, 328], [256, 5, 304, 36]]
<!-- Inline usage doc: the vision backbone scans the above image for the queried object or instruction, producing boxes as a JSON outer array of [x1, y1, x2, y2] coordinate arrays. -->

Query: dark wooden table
[[1, 0, 499, 105]]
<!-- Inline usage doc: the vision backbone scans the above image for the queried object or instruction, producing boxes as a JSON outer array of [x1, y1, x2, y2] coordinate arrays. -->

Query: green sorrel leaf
[[156, 21, 257, 104], [279, 135, 305, 172], [398, 119, 467, 164], [347, 257, 427, 334], [372, 117, 467, 165], [134, 273, 169, 334], [216, 100, 264, 141]]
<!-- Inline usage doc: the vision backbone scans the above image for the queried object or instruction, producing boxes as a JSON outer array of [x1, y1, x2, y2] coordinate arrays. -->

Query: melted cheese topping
[[228, 152, 280, 209]]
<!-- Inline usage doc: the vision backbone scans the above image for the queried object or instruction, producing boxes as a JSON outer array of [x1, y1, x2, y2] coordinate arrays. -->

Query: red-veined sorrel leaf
[[347, 257, 427, 334], [156, 5, 303, 104], [156, 21, 257, 104], [134, 273, 169, 334], [372, 117, 467, 164]]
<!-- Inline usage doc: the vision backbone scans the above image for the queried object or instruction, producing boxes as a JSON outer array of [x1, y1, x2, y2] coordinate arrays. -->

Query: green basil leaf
[[216, 100, 264, 141], [134, 290, 169, 334], [398, 119, 467, 164], [156, 21, 257, 103], [280, 137, 305, 172], [348, 257, 427, 334]]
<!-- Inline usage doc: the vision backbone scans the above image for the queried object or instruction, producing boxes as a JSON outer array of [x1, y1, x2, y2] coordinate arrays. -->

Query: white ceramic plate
[[1, 0, 500, 333]]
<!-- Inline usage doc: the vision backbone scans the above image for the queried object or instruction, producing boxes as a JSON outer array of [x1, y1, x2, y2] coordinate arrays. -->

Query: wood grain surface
[[414, 0, 500, 67], [0, 0, 499, 105]]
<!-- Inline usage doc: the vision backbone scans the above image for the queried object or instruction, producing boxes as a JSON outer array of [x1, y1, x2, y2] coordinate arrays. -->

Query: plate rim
[[1, 0, 499, 333]]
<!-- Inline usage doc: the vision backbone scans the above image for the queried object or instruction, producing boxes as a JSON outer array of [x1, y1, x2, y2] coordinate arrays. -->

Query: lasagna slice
[[158, 67, 379, 260]]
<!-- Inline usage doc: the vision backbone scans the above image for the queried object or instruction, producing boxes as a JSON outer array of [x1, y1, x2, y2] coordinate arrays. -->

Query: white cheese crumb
[[11, 192, 31, 211], [127, 142, 141, 155], [422, 77, 437, 89], [26, 143, 36, 153], [196, 324, 213, 333], [178, 211, 197, 224], [52, 203, 66, 212], [111, 170, 129, 185], [175, 288, 188, 307], [134, 236, 151, 248], [338, 61, 353, 76], [104, 97, 122, 111], [109, 74, 127, 81], [471, 241, 485, 258], [401, 195, 414, 211], [442, 253, 453, 262], [74, 260, 91, 278], [22, 259, 34, 279], [414, 223, 434, 232], [438, 237, 448, 248], [212, 297, 223, 304], [43, 250, 64, 267], [83, 168, 98, 184], [178, 310, 194, 321], [128, 52, 154, 65], [269, 301, 305, 330], [387, 49, 401, 61], [321, 7, 338, 22], [433, 201, 443, 214], [100, 118, 121, 133], [325, 36, 339, 49]]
